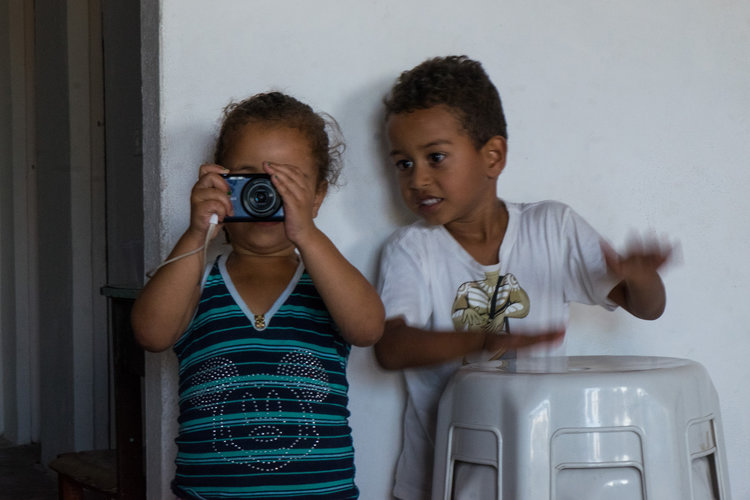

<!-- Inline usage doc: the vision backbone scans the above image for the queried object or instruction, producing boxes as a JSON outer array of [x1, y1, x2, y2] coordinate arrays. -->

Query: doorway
[[0, 0, 144, 469]]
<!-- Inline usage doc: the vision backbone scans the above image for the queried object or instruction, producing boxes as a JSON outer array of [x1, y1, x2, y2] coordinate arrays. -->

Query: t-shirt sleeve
[[560, 206, 619, 310], [377, 232, 432, 328]]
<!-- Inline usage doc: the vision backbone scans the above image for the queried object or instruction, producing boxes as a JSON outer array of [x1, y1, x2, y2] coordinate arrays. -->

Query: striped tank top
[[172, 255, 358, 499]]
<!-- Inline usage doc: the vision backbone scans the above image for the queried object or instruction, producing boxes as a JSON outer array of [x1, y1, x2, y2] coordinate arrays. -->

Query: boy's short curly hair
[[215, 91, 343, 187], [383, 55, 508, 148]]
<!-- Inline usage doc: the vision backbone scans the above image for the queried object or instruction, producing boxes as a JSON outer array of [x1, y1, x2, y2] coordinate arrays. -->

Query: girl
[[131, 92, 384, 499]]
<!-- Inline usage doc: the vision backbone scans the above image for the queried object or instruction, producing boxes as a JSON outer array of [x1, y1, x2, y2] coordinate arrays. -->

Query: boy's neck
[[445, 199, 508, 266]]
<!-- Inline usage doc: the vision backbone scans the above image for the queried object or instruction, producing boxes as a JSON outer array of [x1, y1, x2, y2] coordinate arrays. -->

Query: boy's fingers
[[600, 240, 622, 273], [487, 330, 565, 351], [516, 330, 565, 346]]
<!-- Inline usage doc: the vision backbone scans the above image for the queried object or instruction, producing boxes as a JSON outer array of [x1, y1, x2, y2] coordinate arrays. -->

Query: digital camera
[[221, 173, 284, 222]]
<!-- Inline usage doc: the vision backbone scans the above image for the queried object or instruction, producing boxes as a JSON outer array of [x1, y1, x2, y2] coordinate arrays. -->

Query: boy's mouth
[[418, 197, 442, 207]]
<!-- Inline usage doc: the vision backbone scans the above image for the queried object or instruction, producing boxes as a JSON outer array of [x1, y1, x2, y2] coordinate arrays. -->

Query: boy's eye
[[428, 152, 446, 164], [394, 159, 414, 171]]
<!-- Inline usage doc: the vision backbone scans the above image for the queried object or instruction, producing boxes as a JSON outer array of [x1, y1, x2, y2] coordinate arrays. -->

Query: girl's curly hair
[[215, 91, 344, 187]]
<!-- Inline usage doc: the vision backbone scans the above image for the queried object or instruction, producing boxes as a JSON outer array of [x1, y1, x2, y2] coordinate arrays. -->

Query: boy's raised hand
[[602, 232, 673, 284], [602, 231, 675, 320]]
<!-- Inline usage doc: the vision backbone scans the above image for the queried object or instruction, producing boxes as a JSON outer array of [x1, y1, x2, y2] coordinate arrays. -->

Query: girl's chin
[[251, 221, 283, 227]]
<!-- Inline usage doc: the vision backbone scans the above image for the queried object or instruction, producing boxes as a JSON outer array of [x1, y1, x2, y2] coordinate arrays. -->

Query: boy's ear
[[482, 136, 507, 178], [311, 182, 328, 218]]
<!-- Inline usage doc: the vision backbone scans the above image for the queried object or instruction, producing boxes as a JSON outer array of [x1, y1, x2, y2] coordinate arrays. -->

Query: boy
[[374, 55, 671, 499]]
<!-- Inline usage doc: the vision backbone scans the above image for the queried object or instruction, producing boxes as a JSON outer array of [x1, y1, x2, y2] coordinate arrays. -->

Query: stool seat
[[49, 449, 117, 499], [433, 355, 730, 500]]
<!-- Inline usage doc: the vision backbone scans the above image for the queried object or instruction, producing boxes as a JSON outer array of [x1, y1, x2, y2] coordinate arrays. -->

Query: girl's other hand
[[263, 161, 325, 245], [189, 164, 233, 238]]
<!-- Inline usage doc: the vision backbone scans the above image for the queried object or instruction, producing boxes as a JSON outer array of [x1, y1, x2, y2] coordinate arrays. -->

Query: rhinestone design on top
[[189, 350, 329, 472]]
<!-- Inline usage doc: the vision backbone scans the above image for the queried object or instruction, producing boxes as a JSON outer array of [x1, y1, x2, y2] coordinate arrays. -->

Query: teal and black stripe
[[172, 258, 357, 499]]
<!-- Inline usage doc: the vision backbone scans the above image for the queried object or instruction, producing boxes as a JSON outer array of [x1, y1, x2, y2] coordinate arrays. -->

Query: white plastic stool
[[433, 356, 730, 500]]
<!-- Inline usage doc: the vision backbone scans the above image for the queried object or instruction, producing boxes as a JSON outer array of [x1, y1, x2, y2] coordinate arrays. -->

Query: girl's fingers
[[192, 183, 230, 204], [196, 173, 230, 193], [199, 163, 228, 178], [191, 185, 233, 218], [264, 162, 315, 208], [195, 166, 232, 201], [191, 196, 231, 222], [265, 162, 311, 190]]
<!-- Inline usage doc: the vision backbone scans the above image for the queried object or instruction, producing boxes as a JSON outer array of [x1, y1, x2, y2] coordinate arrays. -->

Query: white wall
[[147, 0, 750, 497]]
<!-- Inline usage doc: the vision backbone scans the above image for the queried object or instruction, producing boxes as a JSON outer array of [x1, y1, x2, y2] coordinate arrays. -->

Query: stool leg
[[58, 475, 85, 500]]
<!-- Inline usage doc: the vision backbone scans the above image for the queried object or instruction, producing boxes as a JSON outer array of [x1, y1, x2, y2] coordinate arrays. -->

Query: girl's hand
[[189, 164, 233, 238], [263, 161, 324, 245], [263, 161, 383, 347]]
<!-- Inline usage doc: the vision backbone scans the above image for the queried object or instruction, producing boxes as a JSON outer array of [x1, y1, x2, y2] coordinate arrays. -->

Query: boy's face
[[386, 105, 506, 227]]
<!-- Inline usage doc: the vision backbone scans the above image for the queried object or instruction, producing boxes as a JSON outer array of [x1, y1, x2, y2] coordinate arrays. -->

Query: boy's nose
[[408, 163, 432, 189]]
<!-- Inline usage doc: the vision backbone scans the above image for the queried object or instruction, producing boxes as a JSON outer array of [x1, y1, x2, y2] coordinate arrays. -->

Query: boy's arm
[[374, 317, 564, 370], [607, 276, 666, 320], [374, 318, 484, 369], [603, 236, 672, 320]]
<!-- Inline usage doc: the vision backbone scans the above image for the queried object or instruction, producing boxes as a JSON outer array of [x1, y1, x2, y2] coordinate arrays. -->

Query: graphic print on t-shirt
[[451, 270, 530, 352]]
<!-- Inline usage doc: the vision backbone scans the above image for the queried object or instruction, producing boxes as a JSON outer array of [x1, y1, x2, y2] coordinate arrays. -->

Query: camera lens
[[241, 177, 282, 218]]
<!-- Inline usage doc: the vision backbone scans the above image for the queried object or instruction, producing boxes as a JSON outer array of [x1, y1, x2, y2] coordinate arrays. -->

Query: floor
[[0, 438, 57, 500]]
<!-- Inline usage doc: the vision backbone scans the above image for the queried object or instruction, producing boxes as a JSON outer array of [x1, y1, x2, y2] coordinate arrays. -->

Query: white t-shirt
[[378, 200, 619, 500]]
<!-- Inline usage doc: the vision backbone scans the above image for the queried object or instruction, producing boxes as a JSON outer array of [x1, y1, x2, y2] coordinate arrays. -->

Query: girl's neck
[[227, 249, 299, 271], [225, 250, 301, 317]]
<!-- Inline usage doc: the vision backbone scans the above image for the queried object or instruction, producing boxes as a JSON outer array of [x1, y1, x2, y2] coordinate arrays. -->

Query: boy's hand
[[602, 232, 673, 285], [263, 161, 323, 245], [483, 329, 565, 359], [189, 164, 233, 237], [603, 232, 675, 319]]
